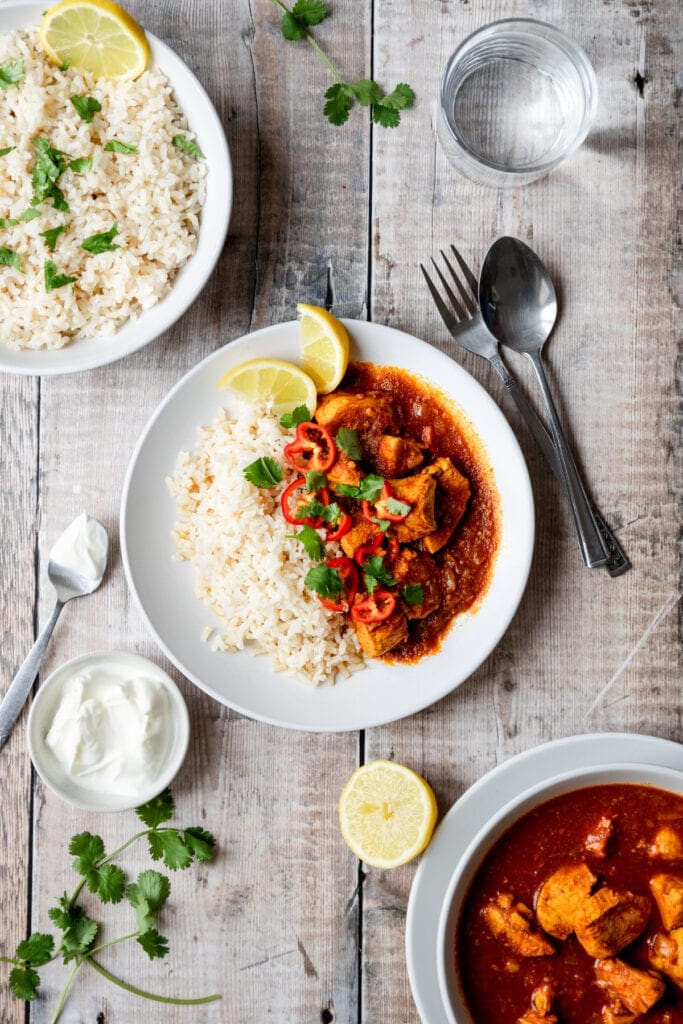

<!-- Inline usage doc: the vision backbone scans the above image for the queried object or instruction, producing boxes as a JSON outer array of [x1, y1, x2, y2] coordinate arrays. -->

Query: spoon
[[479, 237, 610, 569], [0, 514, 108, 748]]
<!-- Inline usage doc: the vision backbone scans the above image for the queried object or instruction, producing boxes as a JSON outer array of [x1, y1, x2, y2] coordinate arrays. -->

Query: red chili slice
[[283, 422, 337, 473], [280, 477, 321, 527], [318, 556, 359, 613], [353, 532, 385, 565], [351, 589, 396, 623], [326, 511, 352, 543]]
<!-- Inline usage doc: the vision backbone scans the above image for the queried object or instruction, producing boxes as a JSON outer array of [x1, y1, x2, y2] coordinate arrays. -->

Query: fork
[[420, 246, 630, 577]]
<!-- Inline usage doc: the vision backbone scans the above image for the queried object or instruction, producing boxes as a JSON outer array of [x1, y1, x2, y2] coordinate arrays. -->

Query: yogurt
[[45, 657, 173, 799], [50, 512, 107, 581]]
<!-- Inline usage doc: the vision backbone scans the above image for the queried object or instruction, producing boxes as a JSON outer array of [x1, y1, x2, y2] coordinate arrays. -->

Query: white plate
[[406, 732, 683, 1024], [0, 1, 232, 375], [120, 319, 534, 732]]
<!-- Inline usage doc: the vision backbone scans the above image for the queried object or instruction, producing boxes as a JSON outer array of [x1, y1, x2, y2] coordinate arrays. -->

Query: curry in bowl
[[457, 784, 683, 1023]]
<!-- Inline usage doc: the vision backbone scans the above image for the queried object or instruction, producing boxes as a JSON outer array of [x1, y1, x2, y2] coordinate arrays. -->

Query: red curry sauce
[[458, 784, 683, 1023], [342, 362, 500, 662]]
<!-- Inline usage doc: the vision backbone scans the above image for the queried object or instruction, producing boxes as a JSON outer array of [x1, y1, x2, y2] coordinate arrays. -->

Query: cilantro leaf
[[89, 864, 126, 904], [183, 827, 216, 863], [70, 95, 102, 123], [137, 928, 169, 960], [304, 564, 342, 599], [320, 501, 341, 525], [49, 186, 69, 212], [172, 134, 204, 160], [305, 469, 326, 492], [385, 497, 411, 517], [243, 456, 283, 488], [47, 895, 72, 931], [31, 137, 69, 204], [287, 524, 325, 561], [9, 966, 39, 1000], [381, 82, 415, 110], [44, 259, 77, 291], [0, 217, 18, 228], [0, 145, 15, 156], [69, 156, 93, 173], [335, 427, 362, 461], [281, 12, 306, 40], [363, 555, 396, 595], [60, 58, 71, 70], [348, 79, 382, 106], [16, 933, 54, 966], [57, 905, 98, 960], [280, 404, 311, 429], [372, 517, 391, 532], [0, 58, 24, 90], [0, 246, 21, 271], [127, 869, 170, 930], [136, 788, 174, 828], [39, 225, 66, 250], [292, 0, 328, 25], [103, 138, 138, 154], [19, 208, 41, 222], [373, 104, 401, 129], [81, 222, 119, 255], [357, 474, 384, 501], [323, 83, 353, 126], [147, 829, 192, 871], [69, 832, 105, 875], [402, 583, 424, 606]]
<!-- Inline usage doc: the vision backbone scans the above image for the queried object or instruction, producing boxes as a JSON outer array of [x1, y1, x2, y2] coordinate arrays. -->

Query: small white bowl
[[436, 761, 683, 1024], [28, 650, 190, 812]]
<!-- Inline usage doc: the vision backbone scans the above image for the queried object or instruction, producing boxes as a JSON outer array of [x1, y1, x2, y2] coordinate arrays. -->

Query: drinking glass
[[438, 19, 598, 187]]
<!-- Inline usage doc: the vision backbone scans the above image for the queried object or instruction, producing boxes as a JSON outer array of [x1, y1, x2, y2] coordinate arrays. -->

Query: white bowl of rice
[[0, 1, 231, 375]]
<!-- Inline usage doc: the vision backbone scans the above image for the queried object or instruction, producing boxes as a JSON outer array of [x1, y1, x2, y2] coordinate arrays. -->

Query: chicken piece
[[353, 608, 408, 658], [650, 873, 683, 930], [339, 515, 376, 558], [388, 472, 438, 543], [601, 1005, 637, 1024], [536, 863, 597, 940], [595, 958, 665, 1015], [315, 391, 397, 439], [375, 435, 424, 477], [574, 887, 651, 958], [586, 816, 614, 858], [517, 984, 558, 1024], [423, 457, 472, 554], [649, 825, 683, 861], [650, 927, 683, 986], [390, 547, 441, 619], [483, 894, 555, 958], [327, 451, 363, 492]]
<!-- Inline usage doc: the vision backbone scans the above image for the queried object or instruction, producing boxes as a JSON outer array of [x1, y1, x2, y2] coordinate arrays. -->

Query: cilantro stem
[[87, 957, 221, 1005], [268, 0, 344, 83], [49, 961, 81, 1024], [67, 828, 157, 907], [0, 956, 22, 966], [88, 933, 138, 956]]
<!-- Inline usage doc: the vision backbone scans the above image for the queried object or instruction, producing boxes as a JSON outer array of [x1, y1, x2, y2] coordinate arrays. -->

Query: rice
[[167, 404, 366, 687], [0, 27, 206, 350]]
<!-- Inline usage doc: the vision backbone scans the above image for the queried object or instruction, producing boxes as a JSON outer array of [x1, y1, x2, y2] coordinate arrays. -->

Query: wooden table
[[1, 0, 680, 1021]]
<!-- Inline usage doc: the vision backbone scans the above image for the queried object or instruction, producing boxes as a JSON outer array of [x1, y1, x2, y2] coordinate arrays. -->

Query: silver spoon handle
[[526, 352, 609, 568], [0, 600, 64, 749]]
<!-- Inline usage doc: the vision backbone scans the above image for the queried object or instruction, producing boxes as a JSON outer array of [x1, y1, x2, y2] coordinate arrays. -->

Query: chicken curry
[[458, 784, 683, 1024], [279, 362, 500, 662]]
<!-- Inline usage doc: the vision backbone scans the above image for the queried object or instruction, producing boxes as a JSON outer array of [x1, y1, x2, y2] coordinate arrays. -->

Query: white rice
[[167, 404, 365, 687], [0, 27, 206, 350]]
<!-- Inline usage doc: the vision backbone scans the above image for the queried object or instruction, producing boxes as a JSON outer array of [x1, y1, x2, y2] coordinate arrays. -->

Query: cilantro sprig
[[362, 554, 396, 594], [243, 456, 283, 488], [0, 789, 219, 1020], [172, 134, 204, 160], [70, 95, 101, 123], [270, 0, 414, 128], [82, 222, 119, 255], [0, 57, 24, 90], [287, 523, 325, 560], [336, 427, 362, 461], [280, 404, 311, 429]]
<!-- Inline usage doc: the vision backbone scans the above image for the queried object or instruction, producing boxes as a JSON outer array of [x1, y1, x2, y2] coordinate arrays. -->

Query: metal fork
[[421, 246, 630, 577]]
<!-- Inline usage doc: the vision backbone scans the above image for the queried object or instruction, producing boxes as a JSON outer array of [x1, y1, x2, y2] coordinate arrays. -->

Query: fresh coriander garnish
[[19, 208, 41, 223], [44, 259, 77, 291], [0, 247, 21, 271], [402, 584, 424, 606], [280, 404, 311, 429], [305, 469, 326, 492], [335, 427, 362, 461], [31, 137, 70, 211], [372, 517, 391, 532], [0, 146, 15, 157], [287, 524, 325, 560], [0, 789, 219, 1019], [269, 1, 414, 128], [68, 156, 93, 174], [39, 225, 67, 251], [243, 456, 283, 488], [320, 501, 341, 525], [81, 222, 119, 255], [0, 57, 24, 90], [0, 218, 18, 228], [363, 554, 396, 595], [103, 138, 138, 154], [60, 58, 71, 70], [172, 134, 205, 160], [70, 95, 102, 123], [335, 474, 385, 502], [304, 564, 342, 599], [385, 497, 411, 517]]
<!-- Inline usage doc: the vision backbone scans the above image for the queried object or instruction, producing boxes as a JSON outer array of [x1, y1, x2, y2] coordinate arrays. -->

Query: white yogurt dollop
[[45, 659, 172, 798], [50, 512, 107, 581]]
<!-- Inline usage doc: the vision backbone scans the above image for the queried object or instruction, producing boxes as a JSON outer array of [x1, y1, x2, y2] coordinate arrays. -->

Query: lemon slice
[[338, 760, 437, 869], [218, 358, 318, 416], [40, 0, 150, 80], [297, 303, 349, 395]]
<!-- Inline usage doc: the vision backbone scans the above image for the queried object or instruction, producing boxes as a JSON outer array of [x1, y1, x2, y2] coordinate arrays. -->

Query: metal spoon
[[479, 237, 610, 569], [0, 515, 108, 748]]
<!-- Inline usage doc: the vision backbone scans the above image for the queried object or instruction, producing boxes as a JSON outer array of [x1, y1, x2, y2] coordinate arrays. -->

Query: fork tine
[[430, 257, 467, 320], [441, 249, 477, 315], [450, 244, 479, 298], [420, 264, 459, 334]]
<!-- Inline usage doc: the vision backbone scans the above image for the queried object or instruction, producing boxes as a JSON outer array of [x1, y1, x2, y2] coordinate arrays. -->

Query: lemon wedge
[[218, 358, 318, 416], [297, 303, 349, 395], [40, 0, 150, 80], [338, 760, 438, 869]]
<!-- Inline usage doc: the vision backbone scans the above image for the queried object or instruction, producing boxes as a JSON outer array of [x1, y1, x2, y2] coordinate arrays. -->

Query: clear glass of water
[[438, 19, 598, 187]]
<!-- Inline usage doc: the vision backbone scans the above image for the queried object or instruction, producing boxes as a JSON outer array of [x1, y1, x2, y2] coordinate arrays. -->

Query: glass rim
[[439, 17, 599, 178]]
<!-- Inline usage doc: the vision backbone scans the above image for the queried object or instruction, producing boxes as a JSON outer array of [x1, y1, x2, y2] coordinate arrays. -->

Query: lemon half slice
[[338, 760, 437, 869], [297, 303, 349, 395], [218, 358, 318, 416], [40, 0, 150, 80]]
